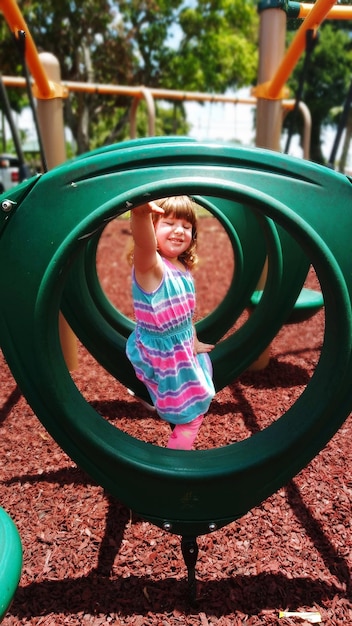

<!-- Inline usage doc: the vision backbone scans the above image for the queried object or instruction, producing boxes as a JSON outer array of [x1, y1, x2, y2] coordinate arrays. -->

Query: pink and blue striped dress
[[126, 257, 215, 425]]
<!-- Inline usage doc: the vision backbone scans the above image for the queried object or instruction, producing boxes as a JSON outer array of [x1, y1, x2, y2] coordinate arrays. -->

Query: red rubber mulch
[[1, 216, 351, 625]]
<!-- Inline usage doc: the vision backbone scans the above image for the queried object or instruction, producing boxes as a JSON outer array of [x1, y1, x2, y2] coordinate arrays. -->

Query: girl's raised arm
[[130, 201, 165, 292]]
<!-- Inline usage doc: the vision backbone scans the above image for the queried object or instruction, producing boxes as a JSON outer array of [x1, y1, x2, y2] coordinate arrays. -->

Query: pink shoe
[[167, 415, 204, 450]]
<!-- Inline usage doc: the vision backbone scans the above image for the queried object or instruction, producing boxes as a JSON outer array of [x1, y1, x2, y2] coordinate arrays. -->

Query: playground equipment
[[60, 138, 317, 398], [255, 0, 339, 103], [249, 287, 324, 325], [0, 508, 22, 621], [0, 0, 351, 600], [0, 140, 351, 558], [0, 0, 347, 168]]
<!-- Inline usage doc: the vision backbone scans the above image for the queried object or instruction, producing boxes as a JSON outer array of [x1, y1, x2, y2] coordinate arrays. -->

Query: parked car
[[0, 153, 31, 193]]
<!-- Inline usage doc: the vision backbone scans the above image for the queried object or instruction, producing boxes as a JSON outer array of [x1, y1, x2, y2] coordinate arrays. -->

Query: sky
[[185, 87, 256, 147]]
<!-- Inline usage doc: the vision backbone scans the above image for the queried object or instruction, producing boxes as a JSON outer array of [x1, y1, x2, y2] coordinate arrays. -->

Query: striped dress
[[126, 257, 215, 425]]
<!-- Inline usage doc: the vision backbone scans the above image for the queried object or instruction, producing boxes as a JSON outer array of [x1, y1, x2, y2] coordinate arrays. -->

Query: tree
[[285, 17, 352, 164], [168, 0, 258, 92], [0, 15, 30, 144], [0, 0, 258, 153]]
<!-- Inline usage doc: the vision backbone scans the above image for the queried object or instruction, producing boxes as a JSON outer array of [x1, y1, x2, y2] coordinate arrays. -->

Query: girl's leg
[[167, 415, 204, 450]]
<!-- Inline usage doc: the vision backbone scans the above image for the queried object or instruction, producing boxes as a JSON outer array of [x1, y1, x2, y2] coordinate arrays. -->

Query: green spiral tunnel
[[0, 139, 351, 537]]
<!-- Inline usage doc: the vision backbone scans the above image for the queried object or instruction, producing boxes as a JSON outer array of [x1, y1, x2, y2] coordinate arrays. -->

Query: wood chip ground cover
[[1, 217, 351, 625]]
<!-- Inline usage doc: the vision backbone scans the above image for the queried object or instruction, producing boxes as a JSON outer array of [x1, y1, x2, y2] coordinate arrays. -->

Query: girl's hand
[[132, 201, 165, 217], [194, 336, 214, 354], [148, 201, 165, 215]]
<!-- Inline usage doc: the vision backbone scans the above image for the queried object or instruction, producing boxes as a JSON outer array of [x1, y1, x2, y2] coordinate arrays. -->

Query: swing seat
[[249, 286, 324, 324]]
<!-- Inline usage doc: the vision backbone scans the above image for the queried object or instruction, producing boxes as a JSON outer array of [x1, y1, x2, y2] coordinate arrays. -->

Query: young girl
[[126, 196, 215, 450]]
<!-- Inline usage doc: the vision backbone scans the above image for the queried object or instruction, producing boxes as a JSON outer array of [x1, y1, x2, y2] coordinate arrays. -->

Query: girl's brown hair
[[151, 196, 198, 270], [127, 195, 199, 270]]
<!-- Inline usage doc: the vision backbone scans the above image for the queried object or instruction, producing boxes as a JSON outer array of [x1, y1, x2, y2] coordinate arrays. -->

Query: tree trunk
[[75, 41, 95, 154], [309, 117, 325, 164], [338, 109, 352, 173]]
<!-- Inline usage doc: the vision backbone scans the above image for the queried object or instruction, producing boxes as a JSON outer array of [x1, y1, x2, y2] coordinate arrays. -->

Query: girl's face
[[154, 213, 193, 261]]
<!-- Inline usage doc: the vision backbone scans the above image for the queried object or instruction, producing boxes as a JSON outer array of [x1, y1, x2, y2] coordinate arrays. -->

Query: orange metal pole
[[2, 74, 303, 110], [1, 74, 258, 104], [0, 0, 52, 98], [255, 0, 337, 100], [2, 75, 310, 147], [298, 3, 352, 20], [1, 76, 257, 105]]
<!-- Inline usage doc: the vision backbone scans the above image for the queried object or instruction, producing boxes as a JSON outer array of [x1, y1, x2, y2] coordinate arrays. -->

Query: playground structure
[[0, 0, 352, 610], [1, 137, 352, 600], [0, 508, 22, 621]]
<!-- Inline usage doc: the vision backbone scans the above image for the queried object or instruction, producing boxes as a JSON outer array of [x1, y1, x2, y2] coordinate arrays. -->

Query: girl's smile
[[155, 216, 193, 260]]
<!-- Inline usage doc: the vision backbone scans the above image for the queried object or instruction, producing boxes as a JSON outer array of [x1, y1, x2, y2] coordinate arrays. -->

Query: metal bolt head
[[1, 199, 16, 212], [208, 523, 217, 532], [162, 521, 172, 532]]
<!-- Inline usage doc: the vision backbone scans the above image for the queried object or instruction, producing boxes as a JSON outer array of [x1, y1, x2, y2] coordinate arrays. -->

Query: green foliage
[[286, 21, 352, 164], [174, 0, 258, 92], [0, 19, 30, 115], [0, 0, 258, 153]]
